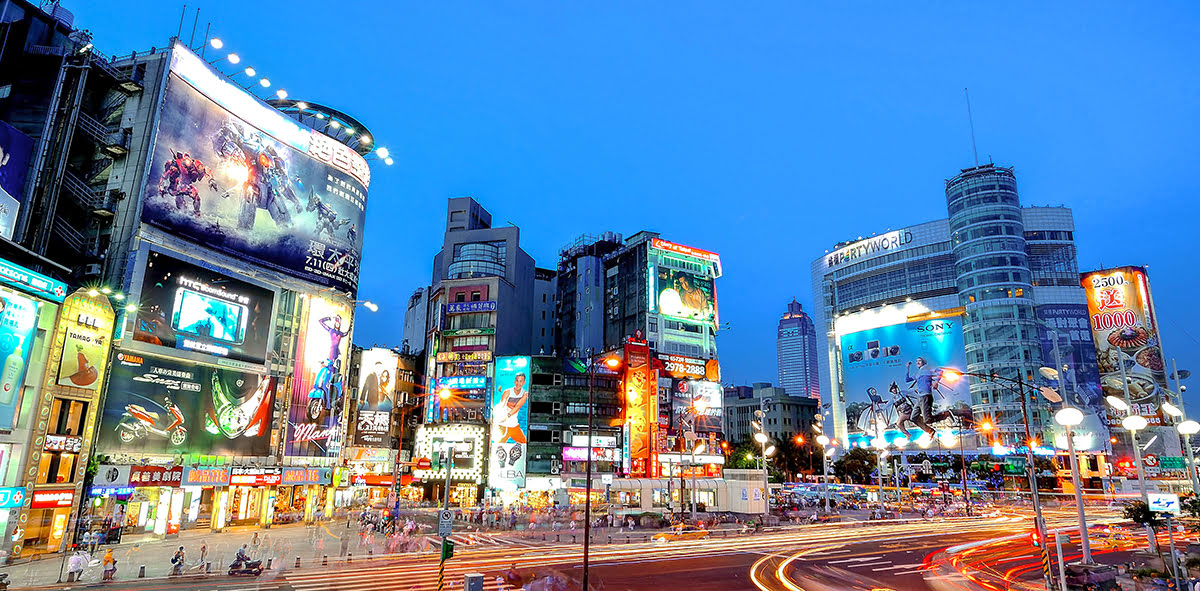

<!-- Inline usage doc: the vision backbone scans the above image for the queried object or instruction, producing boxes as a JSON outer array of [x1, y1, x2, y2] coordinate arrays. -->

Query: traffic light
[[442, 539, 455, 560], [1029, 530, 1042, 548]]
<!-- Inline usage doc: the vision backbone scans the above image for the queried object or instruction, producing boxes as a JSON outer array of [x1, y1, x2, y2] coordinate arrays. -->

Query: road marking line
[[827, 556, 882, 564]]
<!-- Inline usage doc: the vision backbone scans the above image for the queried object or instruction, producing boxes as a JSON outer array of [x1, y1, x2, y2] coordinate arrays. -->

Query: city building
[[402, 287, 429, 356], [776, 299, 820, 400], [723, 383, 819, 444], [533, 268, 557, 354], [810, 163, 1108, 457], [553, 233, 623, 357]]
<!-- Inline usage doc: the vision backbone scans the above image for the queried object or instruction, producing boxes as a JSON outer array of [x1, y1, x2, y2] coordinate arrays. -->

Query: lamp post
[[1114, 357, 1150, 504], [1168, 360, 1198, 494], [1055, 406, 1092, 564], [816, 435, 833, 513], [583, 353, 621, 591]]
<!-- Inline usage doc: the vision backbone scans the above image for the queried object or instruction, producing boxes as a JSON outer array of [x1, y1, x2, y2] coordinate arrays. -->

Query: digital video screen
[[172, 289, 248, 345]]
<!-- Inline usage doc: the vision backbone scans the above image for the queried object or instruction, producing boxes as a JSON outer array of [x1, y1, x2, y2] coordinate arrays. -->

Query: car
[[651, 524, 710, 543]]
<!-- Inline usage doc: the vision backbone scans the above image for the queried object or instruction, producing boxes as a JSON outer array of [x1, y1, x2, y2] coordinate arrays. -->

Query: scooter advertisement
[[284, 296, 352, 457], [95, 350, 275, 456]]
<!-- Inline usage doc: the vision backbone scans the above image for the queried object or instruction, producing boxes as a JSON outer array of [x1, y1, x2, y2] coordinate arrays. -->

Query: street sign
[[417, 457, 432, 470], [438, 509, 453, 537], [1143, 454, 1160, 468], [602, 474, 613, 485], [1149, 493, 1181, 515]]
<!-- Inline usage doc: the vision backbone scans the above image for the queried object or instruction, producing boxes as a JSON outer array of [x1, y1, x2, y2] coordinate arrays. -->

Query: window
[[541, 311, 546, 320], [455, 293, 466, 302], [449, 241, 507, 279], [49, 399, 87, 436], [471, 291, 481, 301]]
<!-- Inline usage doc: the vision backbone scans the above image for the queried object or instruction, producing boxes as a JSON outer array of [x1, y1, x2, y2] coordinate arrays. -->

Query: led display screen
[[95, 351, 275, 456], [143, 44, 369, 295], [839, 315, 970, 444], [0, 121, 34, 240], [134, 249, 274, 365], [654, 268, 717, 326]]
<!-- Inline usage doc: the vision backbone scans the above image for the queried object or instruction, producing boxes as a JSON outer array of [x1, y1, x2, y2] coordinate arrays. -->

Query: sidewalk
[[7, 519, 371, 588]]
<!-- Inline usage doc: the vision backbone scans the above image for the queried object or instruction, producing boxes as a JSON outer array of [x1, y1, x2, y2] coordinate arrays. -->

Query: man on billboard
[[906, 357, 954, 437], [494, 372, 529, 445]]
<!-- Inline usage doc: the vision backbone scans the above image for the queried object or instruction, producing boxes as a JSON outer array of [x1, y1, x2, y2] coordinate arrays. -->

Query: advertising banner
[[285, 297, 352, 456], [670, 379, 723, 433], [133, 249, 275, 365], [56, 314, 108, 391], [657, 353, 720, 382], [96, 351, 275, 456], [1082, 267, 1169, 427], [0, 121, 34, 240], [489, 356, 530, 489], [1035, 304, 1108, 451], [839, 315, 970, 443], [623, 340, 655, 477], [0, 290, 38, 429], [562, 447, 622, 462], [130, 465, 184, 487], [143, 45, 369, 295], [355, 348, 398, 448], [652, 267, 717, 327], [182, 466, 231, 487]]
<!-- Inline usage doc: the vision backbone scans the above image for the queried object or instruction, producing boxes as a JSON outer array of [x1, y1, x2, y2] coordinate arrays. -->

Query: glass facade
[[945, 165, 1046, 445], [448, 241, 507, 279]]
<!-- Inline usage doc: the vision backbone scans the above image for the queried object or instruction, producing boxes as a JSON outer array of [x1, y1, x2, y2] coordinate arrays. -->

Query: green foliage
[[832, 447, 877, 485], [1181, 493, 1200, 521], [1122, 500, 1165, 529]]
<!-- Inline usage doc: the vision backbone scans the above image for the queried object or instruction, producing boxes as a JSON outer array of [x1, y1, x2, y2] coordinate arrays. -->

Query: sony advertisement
[[0, 121, 34, 240], [143, 44, 369, 295], [133, 248, 275, 365], [0, 290, 38, 430], [1082, 267, 1169, 428], [839, 315, 970, 444], [96, 351, 275, 456], [285, 297, 352, 456], [489, 356, 530, 490], [354, 348, 399, 448]]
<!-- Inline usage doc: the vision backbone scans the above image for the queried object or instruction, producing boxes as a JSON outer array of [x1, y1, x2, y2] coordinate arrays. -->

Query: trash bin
[[464, 573, 484, 591]]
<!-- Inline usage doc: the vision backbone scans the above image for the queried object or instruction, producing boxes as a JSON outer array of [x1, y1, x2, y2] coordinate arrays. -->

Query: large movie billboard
[[143, 45, 368, 295], [839, 316, 970, 443], [285, 297, 352, 456], [133, 249, 275, 365], [0, 121, 34, 240], [1082, 267, 1169, 427], [671, 379, 723, 433], [489, 356, 530, 490], [96, 351, 275, 456], [354, 348, 398, 448]]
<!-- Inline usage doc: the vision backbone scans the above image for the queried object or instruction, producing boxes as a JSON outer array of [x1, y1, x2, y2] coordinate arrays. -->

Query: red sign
[[30, 488, 75, 509], [130, 466, 184, 487], [350, 474, 394, 486], [230, 467, 282, 486], [1144, 454, 1160, 468], [416, 457, 432, 470], [649, 238, 720, 263]]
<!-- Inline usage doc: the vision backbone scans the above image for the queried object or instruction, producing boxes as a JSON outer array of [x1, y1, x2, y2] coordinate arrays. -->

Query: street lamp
[[816, 434, 834, 513], [1054, 405, 1092, 564], [582, 352, 620, 591], [1167, 360, 1199, 494]]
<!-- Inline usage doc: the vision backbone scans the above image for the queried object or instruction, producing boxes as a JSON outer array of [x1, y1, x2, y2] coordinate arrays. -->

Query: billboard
[[1082, 267, 1169, 427], [57, 314, 109, 391], [622, 339, 656, 477], [96, 351, 275, 456], [354, 348, 399, 448], [143, 45, 368, 295], [133, 249, 275, 365], [0, 121, 34, 240], [0, 290, 38, 429], [1035, 304, 1108, 451], [671, 379, 723, 433], [839, 315, 970, 443], [489, 356, 530, 490], [653, 267, 717, 326], [285, 296, 352, 456]]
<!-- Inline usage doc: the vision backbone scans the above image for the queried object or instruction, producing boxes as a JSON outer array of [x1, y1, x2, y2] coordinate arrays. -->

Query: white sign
[[601, 474, 613, 485], [438, 509, 453, 537], [1149, 493, 1180, 515]]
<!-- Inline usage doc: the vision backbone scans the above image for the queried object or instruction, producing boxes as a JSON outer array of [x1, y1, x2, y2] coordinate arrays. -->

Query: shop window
[[37, 451, 78, 484], [455, 293, 466, 302], [48, 398, 87, 436]]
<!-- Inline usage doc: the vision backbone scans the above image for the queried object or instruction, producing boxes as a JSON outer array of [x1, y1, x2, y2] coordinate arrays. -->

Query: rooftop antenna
[[964, 87, 979, 167], [176, 4, 187, 39]]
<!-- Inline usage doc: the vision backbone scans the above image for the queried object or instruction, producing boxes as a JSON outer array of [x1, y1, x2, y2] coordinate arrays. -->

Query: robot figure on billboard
[[158, 151, 219, 216], [306, 190, 350, 241], [211, 120, 301, 230]]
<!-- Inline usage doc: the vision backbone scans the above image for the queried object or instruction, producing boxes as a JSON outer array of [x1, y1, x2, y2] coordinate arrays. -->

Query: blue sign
[[0, 259, 67, 302], [438, 375, 488, 390], [446, 301, 497, 314], [0, 291, 38, 430], [839, 316, 969, 442], [0, 486, 26, 508]]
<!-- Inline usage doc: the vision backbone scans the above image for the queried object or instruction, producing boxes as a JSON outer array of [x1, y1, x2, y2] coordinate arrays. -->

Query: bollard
[[266, 558, 273, 570], [139, 565, 146, 578], [67, 572, 76, 583], [626, 535, 630, 544], [572, 535, 576, 544], [347, 552, 352, 564], [608, 536, 612, 544], [206, 561, 211, 573], [368, 548, 373, 555], [323, 555, 328, 566], [295, 556, 301, 568]]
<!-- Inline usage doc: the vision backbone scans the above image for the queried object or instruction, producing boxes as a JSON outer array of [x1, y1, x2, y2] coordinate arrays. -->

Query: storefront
[[411, 424, 486, 507], [180, 466, 231, 531], [23, 488, 74, 553], [274, 467, 332, 524], [348, 474, 394, 509], [227, 466, 280, 526]]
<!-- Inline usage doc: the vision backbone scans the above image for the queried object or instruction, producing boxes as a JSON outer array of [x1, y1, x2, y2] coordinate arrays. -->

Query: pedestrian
[[198, 542, 208, 569], [102, 548, 117, 581], [251, 531, 260, 558], [170, 546, 185, 575], [340, 534, 349, 557], [67, 550, 87, 581]]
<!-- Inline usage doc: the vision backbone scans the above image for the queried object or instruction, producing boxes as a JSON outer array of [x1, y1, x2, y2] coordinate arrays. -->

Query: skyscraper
[[776, 299, 820, 400]]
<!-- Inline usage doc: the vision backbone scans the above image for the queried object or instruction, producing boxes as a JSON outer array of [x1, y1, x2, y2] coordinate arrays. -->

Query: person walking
[[340, 534, 349, 557], [170, 546, 185, 576], [102, 548, 117, 581]]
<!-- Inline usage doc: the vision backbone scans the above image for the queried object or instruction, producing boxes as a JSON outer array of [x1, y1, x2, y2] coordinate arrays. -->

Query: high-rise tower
[[776, 299, 820, 400]]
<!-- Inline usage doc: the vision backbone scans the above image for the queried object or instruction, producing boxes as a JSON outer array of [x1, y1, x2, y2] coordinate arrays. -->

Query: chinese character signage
[[95, 351, 275, 456], [230, 466, 282, 486], [445, 301, 498, 314], [355, 348, 397, 448], [129, 465, 184, 486], [435, 351, 492, 363], [142, 44, 368, 295], [489, 356, 530, 490], [1082, 267, 1169, 427], [182, 466, 231, 487], [286, 296, 352, 456]]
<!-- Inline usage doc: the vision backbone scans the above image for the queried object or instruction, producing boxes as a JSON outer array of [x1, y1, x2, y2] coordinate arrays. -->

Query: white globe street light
[[1106, 396, 1130, 412], [1055, 407, 1084, 427], [1122, 415, 1148, 432], [1178, 420, 1200, 436], [1162, 402, 1184, 418], [754, 432, 769, 444], [816, 435, 829, 446]]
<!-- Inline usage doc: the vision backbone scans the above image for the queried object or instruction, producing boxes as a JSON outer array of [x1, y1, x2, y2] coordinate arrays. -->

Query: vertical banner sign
[[623, 340, 654, 477], [489, 356, 530, 489], [286, 296, 352, 456], [0, 121, 35, 239], [0, 291, 38, 429], [354, 348, 399, 447], [1082, 267, 1168, 427], [57, 312, 108, 391]]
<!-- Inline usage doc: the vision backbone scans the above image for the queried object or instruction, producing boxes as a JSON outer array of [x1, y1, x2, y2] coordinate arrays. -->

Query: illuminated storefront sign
[[350, 474, 393, 486], [657, 353, 720, 381], [281, 467, 332, 486], [442, 327, 495, 337], [570, 434, 618, 448], [649, 238, 720, 263], [182, 466, 231, 487], [446, 301, 497, 314], [43, 435, 82, 453], [1082, 267, 1169, 427], [0, 487, 26, 508], [825, 230, 914, 269], [0, 258, 66, 302], [436, 351, 492, 363], [230, 466, 282, 486], [94, 465, 132, 488], [30, 489, 75, 509], [562, 447, 622, 462], [130, 466, 184, 487], [438, 375, 487, 390]]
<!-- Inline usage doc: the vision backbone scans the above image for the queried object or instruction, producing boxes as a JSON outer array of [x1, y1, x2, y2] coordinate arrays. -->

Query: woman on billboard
[[493, 372, 529, 445]]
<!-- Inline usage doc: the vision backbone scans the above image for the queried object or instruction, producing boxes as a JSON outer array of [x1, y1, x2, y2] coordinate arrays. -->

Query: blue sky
[[74, 2, 1200, 396]]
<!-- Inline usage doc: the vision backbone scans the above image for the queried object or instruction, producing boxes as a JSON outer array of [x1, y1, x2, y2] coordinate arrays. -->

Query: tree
[[1123, 500, 1164, 555], [727, 442, 759, 470], [832, 447, 877, 485]]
